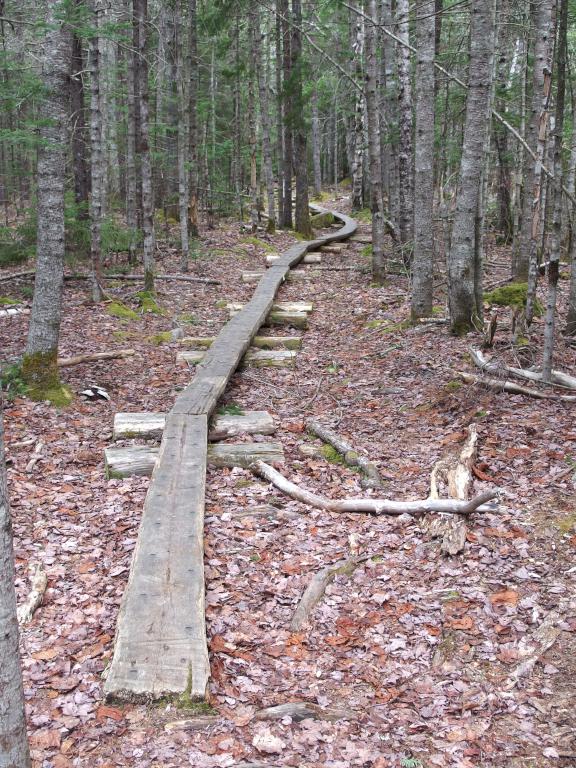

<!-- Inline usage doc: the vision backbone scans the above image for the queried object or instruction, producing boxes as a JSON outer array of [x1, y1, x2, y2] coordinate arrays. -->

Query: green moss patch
[[320, 444, 345, 464], [361, 245, 373, 259], [135, 290, 164, 315], [484, 282, 543, 316], [148, 331, 173, 345], [311, 212, 335, 229], [106, 301, 139, 321], [0, 295, 21, 305], [241, 236, 276, 253], [28, 383, 73, 407]]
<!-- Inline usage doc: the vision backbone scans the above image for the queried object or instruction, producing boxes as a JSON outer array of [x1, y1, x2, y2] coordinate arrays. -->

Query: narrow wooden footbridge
[[103, 206, 357, 702]]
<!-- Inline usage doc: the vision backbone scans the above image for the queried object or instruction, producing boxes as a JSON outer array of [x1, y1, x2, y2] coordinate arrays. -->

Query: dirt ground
[[2, 202, 575, 768]]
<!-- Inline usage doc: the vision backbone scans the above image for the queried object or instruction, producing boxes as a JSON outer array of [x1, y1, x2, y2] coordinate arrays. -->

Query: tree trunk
[[411, 0, 435, 320], [124, 0, 138, 264], [280, 0, 293, 229], [448, 0, 496, 335], [514, 0, 555, 283], [134, 0, 155, 292], [22, 2, 71, 398], [0, 406, 31, 768], [291, 0, 312, 238], [255, 10, 276, 231], [379, 0, 399, 229], [88, 0, 105, 302], [396, 0, 414, 255], [350, 2, 365, 212], [248, 9, 259, 233], [176, 0, 189, 269], [275, 6, 285, 227], [70, 22, 89, 214], [311, 86, 322, 199], [542, 0, 566, 380], [188, 0, 199, 239], [364, 0, 385, 283]]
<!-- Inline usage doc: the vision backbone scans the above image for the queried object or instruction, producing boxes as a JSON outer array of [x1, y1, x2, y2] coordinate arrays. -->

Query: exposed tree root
[[250, 460, 498, 515], [306, 419, 382, 488]]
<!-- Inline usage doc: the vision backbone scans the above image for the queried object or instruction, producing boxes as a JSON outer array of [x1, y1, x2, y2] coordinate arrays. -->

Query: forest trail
[[2, 205, 575, 766]]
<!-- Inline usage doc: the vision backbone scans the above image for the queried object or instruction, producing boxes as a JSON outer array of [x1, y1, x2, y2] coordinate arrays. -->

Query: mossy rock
[[311, 212, 335, 229], [106, 301, 139, 321], [0, 295, 21, 305], [484, 282, 544, 316]]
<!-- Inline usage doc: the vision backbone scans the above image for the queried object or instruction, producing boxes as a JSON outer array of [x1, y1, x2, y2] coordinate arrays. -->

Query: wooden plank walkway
[[104, 206, 357, 702]]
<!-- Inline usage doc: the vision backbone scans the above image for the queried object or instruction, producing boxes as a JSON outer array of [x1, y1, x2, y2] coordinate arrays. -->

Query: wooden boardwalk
[[104, 207, 357, 702]]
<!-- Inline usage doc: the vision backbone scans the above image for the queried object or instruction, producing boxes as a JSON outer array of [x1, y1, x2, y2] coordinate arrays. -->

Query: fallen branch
[[65, 272, 221, 286], [455, 369, 576, 402], [469, 347, 576, 390], [250, 460, 498, 515], [255, 702, 353, 722], [58, 348, 135, 368], [290, 554, 373, 632], [17, 563, 47, 625], [306, 419, 382, 488], [0, 269, 35, 282]]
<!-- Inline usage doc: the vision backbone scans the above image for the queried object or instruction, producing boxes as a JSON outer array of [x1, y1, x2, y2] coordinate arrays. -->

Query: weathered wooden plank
[[113, 410, 275, 441], [105, 440, 284, 477], [180, 336, 302, 350], [244, 349, 297, 367], [175, 350, 205, 365], [104, 414, 210, 702], [226, 301, 313, 314], [266, 311, 308, 329], [266, 253, 321, 265]]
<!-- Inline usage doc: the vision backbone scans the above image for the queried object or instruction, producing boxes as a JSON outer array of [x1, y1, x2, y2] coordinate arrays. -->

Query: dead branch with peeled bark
[[454, 369, 576, 402], [58, 349, 135, 367], [469, 347, 576, 390], [250, 460, 498, 515], [17, 563, 47, 625], [306, 419, 382, 488]]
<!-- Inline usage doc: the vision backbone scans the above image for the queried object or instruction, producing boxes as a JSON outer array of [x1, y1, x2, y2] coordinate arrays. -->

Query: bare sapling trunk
[[514, 0, 554, 284], [256, 10, 277, 231], [541, 0, 567, 381], [124, 0, 138, 264], [280, 0, 293, 229], [396, 0, 414, 257], [70, 14, 89, 214], [448, 0, 496, 335], [311, 85, 322, 199], [134, 0, 155, 292], [350, 2, 365, 212], [88, 0, 105, 302], [0, 404, 31, 768], [175, 4, 189, 269], [411, 0, 435, 320], [188, 0, 199, 240], [248, 9, 259, 233], [291, 0, 312, 238], [364, 0, 386, 283], [22, 1, 71, 403]]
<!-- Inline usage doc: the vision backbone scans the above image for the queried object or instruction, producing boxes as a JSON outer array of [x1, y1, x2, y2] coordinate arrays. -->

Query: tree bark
[[291, 0, 312, 238], [448, 0, 496, 335], [124, 0, 138, 264], [311, 85, 322, 198], [364, 0, 386, 283], [248, 9, 259, 233], [22, 1, 71, 395], [176, 0, 189, 269], [280, 0, 293, 229], [255, 10, 277, 231], [88, 0, 105, 302], [541, 0, 566, 381], [411, 0, 435, 320], [350, 2, 365, 212], [188, 0, 199, 239], [134, 0, 155, 292], [0, 405, 31, 768], [396, 0, 414, 254], [70, 17, 89, 214]]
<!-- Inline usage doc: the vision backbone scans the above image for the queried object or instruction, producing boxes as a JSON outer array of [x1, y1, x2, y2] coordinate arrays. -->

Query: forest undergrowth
[[1, 205, 575, 768]]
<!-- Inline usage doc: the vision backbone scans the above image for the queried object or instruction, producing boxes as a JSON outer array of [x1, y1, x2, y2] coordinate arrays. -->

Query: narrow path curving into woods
[[103, 207, 357, 702]]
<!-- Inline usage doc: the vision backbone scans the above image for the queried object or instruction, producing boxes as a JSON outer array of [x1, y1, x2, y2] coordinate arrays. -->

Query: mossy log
[[113, 410, 275, 441], [266, 310, 308, 329], [105, 441, 284, 477], [266, 253, 321, 265], [242, 269, 316, 283]]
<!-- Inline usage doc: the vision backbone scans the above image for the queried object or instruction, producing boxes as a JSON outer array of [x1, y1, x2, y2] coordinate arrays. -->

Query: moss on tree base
[[21, 349, 72, 406]]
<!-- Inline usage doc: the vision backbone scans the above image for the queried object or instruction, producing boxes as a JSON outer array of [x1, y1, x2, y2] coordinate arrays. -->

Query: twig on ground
[[17, 563, 47, 625], [58, 349, 135, 367]]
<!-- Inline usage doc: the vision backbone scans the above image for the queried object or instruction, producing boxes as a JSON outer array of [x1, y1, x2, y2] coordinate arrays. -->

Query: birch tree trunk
[[0, 405, 31, 768], [350, 2, 365, 212], [22, 2, 71, 398], [89, 0, 105, 302], [396, 0, 414, 254], [448, 0, 496, 335], [514, 0, 554, 283], [364, 0, 385, 283], [541, 0, 566, 381], [255, 10, 276, 231], [134, 0, 155, 292], [411, 0, 435, 320], [291, 0, 312, 238]]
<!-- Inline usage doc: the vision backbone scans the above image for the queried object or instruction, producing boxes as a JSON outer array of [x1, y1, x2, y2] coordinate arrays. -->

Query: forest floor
[[2, 200, 576, 768]]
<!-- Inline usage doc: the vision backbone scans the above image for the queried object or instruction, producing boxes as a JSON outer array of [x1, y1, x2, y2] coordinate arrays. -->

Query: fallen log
[[226, 300, 313, 314], [469, 347, 576, 390], [290, 554, 373, 632], [250, 460, 498, 515], [0, 269, 35, 282], [113, 410, 275, 441], [58, 348, 135, 368], [180, 335, 302, 350], [67, 272, 221, 286], [306, 419, 382, 488], [255, 702, 353, 722], [455, 370, 576, 402]]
